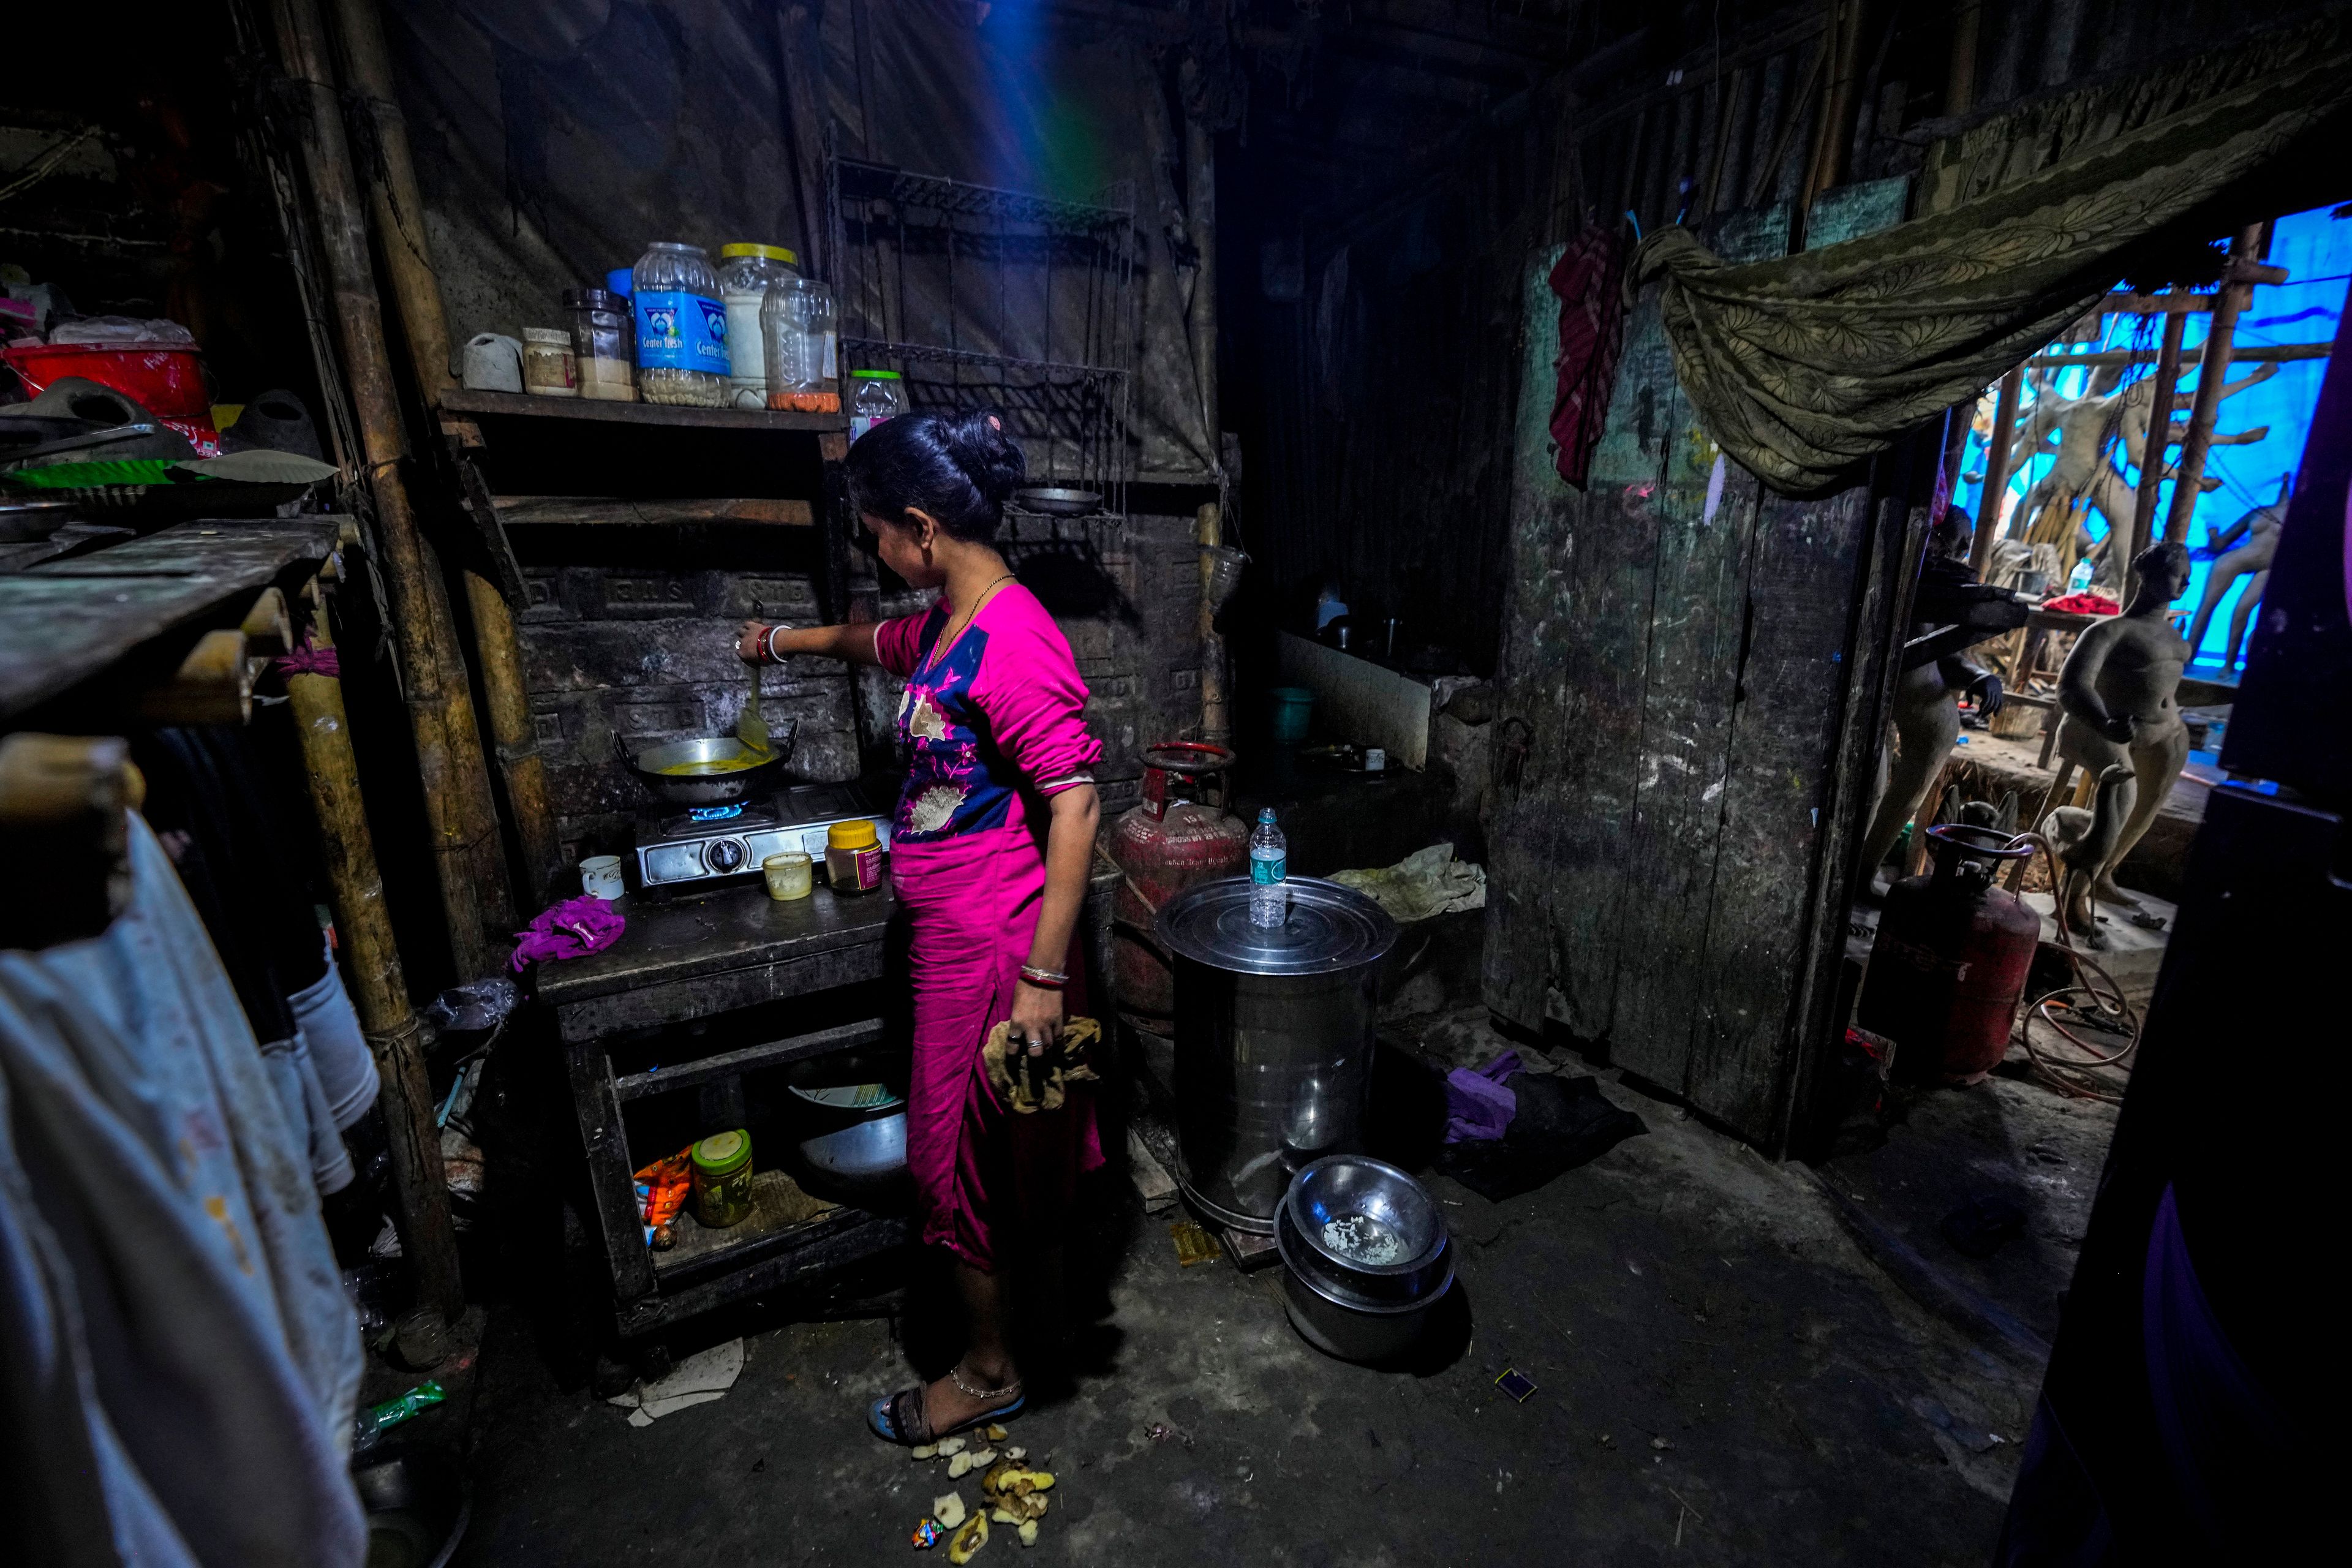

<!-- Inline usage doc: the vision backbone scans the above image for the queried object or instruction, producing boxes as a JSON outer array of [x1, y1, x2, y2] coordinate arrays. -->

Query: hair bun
[[939, 409, 1025, 505]]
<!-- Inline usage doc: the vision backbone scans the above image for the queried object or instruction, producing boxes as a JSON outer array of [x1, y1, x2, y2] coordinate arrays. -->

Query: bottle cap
[[850, 368, 903, 379], [692, 1129, 752, 1178], [719, 242, 799, 265], [605, 268, 634, 298], [1258, 807, 1276, 823], [828, 818, 878, 850], [564, 288, 624, 312]]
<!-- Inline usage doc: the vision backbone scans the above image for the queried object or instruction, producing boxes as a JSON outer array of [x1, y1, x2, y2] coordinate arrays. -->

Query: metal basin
[[1281, 1265, 1452, 1363], [797, 1110, 908, 1200], [622, 732, 792, 806], [352, 1444, 469, 1568], [1275, 1156, 1452, 1313]]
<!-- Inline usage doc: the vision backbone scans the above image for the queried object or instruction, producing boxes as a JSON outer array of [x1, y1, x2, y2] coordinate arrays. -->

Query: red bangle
[[1019, 965, 1068, 990], [761, 625, 781, 663]]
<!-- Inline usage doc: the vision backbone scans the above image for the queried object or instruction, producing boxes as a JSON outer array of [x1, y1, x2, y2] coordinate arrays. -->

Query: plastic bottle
[[2067, 556, 2095, 595], [1248, 807, 1287, 929], [761, 274, 839, 413], [630, 241, 729, 407], [848, 368, 908, 441], [716, 243, 797, 408]]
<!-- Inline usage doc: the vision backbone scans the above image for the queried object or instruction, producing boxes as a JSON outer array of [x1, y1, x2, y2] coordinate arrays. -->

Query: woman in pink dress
[[735, 410, 1102, 1444]]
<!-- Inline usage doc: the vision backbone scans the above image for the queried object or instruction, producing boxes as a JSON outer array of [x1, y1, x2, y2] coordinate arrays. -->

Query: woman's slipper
[[866, 1369, 1025, 1447]]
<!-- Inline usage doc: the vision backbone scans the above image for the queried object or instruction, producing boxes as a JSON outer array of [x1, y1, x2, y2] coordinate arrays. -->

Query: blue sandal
[[867, 1366, 1025, 1446]]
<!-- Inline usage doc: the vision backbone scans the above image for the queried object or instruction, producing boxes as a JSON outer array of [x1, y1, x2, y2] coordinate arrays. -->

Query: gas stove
[[633, 783, 893, 891]]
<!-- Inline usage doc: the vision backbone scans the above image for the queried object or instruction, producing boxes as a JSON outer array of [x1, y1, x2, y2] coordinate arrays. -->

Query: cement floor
[[448, 1018, 2050, 1567]]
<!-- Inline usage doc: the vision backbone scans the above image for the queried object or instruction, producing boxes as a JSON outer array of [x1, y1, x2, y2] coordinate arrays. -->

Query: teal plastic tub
[[1268, 686, 1315, 742]]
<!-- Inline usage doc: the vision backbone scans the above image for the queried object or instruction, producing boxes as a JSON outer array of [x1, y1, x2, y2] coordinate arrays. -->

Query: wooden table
[[539, 877, 907, 1341]]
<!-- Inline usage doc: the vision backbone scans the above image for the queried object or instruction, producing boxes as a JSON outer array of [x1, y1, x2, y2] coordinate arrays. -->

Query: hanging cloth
[[1626, 15, 2352, 497]]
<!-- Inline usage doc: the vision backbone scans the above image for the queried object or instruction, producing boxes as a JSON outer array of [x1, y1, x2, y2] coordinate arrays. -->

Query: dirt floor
[[428, 1006, 2098, 1567]]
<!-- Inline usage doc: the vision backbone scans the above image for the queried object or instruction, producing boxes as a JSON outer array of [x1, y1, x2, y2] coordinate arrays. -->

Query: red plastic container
[[2, 342, 219, 455]]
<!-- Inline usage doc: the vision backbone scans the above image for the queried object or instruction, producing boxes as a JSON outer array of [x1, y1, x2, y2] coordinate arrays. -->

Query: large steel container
[[1156, 876, 1396, 1233]]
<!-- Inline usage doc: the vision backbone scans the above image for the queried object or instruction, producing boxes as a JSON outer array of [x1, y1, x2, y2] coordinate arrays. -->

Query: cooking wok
[[619, 723, 796, 807]]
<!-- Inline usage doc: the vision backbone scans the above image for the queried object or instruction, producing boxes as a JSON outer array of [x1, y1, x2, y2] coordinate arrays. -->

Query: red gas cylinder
[[1108, 742, 1248, 1025], [1857, 824, 2040, 1085]]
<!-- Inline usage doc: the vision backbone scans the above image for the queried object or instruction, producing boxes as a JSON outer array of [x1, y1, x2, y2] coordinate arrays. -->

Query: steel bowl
[[1276, 1184, 1452, 1314], [1013, 486, 1102, 516], [622, 731, 792, 806], [798, 1110, 909, 1200], [1281, 1264, 1451, 1363], [352, 1444, 470, 1568], [1284, 1155, 1448, 1277]]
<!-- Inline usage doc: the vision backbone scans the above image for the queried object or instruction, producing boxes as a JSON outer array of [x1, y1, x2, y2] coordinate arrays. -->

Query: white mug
[[580, 854, 625, 900], [1363, 747, 1387, 772]]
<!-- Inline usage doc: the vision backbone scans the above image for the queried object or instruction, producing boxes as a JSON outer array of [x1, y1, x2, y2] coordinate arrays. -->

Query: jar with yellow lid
[[825, 818, 884, 894], [691, 1129, 755, 1228], [717, 243, 798, 409]]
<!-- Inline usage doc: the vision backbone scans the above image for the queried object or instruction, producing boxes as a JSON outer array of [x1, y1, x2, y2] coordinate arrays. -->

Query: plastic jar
[[716, 243, 798, 409], [521, 328, 577, 397], [691, 1130, 755, 1228], [848, 369, 908, 442], [825, 819, 884, 894], [761, 276, 839, 413], [761, 850, 813, 902], [630, 241, 728, 407], [564, 288, 635, 402]]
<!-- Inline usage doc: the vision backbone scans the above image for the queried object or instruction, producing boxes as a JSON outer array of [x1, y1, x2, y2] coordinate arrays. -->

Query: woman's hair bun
[[938, 410, 1025, 507], [842, 406, 1028, 544]]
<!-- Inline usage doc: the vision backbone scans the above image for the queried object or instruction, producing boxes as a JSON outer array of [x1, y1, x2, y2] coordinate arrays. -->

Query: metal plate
[[1155, 876, 1396, 976]]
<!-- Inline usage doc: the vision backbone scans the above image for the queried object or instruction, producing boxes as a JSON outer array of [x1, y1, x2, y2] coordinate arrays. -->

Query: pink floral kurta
[[875, 583, 1104, 1268]]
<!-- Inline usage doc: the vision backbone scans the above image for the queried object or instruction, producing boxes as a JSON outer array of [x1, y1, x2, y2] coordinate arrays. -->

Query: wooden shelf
[[492, 494, 813, 527], [653, 1167, 839, 1278], [437, 387, 846, 435]]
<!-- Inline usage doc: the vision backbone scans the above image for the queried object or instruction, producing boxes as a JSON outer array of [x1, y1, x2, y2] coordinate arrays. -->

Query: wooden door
[[1482, 216, 1915, 1148]]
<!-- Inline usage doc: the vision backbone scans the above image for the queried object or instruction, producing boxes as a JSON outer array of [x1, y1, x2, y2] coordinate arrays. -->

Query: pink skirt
[[891, 823, 1102, 1271]]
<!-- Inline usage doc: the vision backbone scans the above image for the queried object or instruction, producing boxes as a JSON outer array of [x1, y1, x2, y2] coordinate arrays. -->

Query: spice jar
[[631, 241, 729, 407], [762, 275, 839, 413], [691, 1130, 755, 1228], [762, 850, 813, 902], [825, 819, 884, 894], [848, 369, 908, 442], [716, 243, 797, 409], [564, 288, 635, 402], [521, 327, 577, 397]]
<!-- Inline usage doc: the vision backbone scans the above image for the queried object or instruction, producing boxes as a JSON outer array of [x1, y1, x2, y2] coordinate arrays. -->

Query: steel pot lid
[[1155, 876, 1396, 975]]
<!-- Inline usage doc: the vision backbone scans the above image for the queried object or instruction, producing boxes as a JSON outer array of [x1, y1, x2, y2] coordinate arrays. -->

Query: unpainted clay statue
[[1855, 511, 2005, 897], [2047, 540, 2195, 911], [2040, 763, 2135, 946], [2184, 477, 2290, 671]]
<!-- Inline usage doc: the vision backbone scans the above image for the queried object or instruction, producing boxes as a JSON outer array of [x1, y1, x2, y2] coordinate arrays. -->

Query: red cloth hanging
[[1548, 226, 1627, 489]]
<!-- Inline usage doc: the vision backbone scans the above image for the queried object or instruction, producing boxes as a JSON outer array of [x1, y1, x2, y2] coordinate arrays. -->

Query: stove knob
[[706, 837, 745, 873]]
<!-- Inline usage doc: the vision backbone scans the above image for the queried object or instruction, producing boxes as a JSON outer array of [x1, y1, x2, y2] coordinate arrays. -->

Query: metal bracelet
[[1019, 965, 1068, 989]]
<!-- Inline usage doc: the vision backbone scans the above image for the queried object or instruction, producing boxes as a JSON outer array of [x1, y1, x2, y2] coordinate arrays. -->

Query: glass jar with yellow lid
[[825, 819, 884, 894]]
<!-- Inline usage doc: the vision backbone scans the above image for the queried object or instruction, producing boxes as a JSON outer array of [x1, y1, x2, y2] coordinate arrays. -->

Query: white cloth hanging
[[0, 814, 364, 1566]]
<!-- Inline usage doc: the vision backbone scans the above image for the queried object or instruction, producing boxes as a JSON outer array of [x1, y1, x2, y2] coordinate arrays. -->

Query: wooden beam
[[1978, 369, 2024, 551], [2165, 222, 2267, 546], [134, 629, 253, 726], [492, 496, 815, 527], [286, 579, 462, 1322], [2024, 342, 2324, 370], [2128, 301, 2189, 576], [0, 733, 134, 949]]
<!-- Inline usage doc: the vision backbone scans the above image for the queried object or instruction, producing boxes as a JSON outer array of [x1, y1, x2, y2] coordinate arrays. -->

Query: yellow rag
[[982, 1015, 1102, 1114]]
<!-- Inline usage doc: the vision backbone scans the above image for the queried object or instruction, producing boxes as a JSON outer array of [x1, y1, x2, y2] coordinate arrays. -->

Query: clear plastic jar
[[715, 243, 798, 409], [761, 276, 839, 414], [521, 327, 576, 397], [825, 818, 884, 893], [630, 241, 728, 407], [848, 369, 908, 442], [564, 288, 635, 402]]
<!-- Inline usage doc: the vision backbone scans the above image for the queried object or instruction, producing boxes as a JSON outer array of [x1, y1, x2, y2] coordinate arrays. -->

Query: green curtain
[[1627, 18, 2352, 497]]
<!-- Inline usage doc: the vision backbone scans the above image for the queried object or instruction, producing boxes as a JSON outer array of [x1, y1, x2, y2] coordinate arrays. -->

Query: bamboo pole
[[328, 0, 551, 914], [2164, 224, 2267, 546], [287, 580, 463, 1322], [1196, 502, 1229, 745], [1181, 61, 1220, 472], [269, 0, 499, 977], [1945, 1, 1981, 116], [1806, 0, 1868, 205], [2128, 300, 2188, 570], [1973, 369, 2022, 564]]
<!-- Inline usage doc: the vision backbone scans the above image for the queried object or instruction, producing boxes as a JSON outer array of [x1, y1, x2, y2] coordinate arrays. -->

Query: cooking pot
[[618, 726, 794, 807]]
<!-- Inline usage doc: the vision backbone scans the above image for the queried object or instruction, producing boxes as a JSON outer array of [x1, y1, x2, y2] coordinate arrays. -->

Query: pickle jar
[[691, 1130, 755, 1228], [825, 819, 884, 894]]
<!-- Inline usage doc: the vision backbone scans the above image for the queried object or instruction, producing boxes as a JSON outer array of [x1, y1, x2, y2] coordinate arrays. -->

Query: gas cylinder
[[1108, 742, 1249, 1024], [1856, 824, 2040, 1085]]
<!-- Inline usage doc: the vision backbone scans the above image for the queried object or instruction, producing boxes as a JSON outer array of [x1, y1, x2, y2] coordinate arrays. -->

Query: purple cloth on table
[[1444, 1050, 1523, 1143], [510, 895, 625, 971]]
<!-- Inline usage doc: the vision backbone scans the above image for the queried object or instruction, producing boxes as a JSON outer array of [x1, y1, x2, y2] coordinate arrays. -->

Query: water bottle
[[1248, 807, 1287, 929], [2067, 556, 2095, 595]]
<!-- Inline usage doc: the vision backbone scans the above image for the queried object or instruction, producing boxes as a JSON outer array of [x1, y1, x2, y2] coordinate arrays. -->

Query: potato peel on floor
[[1017, 1520, 1039, 1548], [933, 1493, 967, 1530], [946, 1512, 989, 1564]]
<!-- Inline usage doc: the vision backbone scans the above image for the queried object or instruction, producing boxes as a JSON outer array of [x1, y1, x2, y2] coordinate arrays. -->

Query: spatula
[[739, 600, 771, 757]]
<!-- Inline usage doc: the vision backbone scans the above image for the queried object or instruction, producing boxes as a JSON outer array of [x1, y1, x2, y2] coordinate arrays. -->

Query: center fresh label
[[635, 290, 730, 372], [1251, 853, 1285, 884]]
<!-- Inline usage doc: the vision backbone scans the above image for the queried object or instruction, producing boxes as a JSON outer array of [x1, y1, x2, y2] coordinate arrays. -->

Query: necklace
[[923, 571, 1016, 674]]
